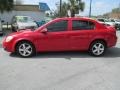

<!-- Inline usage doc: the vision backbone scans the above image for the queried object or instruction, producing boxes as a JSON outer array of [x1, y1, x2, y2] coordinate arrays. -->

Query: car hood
[[8, 29, 33, 37]]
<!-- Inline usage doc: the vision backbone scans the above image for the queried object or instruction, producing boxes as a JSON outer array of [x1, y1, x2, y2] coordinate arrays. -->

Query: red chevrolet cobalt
[[2, 17, 117, 57]]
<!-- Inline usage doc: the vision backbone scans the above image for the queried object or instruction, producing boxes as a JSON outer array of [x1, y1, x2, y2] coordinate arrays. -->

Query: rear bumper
[[107, 36, 117, 47]]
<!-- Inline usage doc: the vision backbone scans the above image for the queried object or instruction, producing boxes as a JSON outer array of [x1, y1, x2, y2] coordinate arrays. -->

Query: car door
[[37, 20, 70, 51], [70, 20, 95, 50]]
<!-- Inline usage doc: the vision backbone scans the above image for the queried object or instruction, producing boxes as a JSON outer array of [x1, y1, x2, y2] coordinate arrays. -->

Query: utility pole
[[78, 0, 81, 15], [60, 0, 62, 17], [89, 0, 92, 17], [119, 3, 120, 12]]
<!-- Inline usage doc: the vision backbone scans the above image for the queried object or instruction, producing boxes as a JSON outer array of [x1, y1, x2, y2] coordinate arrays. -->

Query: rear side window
[[72, 20, 95, 30]]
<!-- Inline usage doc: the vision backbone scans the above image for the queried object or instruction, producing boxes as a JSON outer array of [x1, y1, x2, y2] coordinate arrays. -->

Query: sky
[[23, 0, 120, 16]]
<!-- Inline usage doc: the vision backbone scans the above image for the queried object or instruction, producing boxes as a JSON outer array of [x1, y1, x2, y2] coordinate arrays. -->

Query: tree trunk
[[71, 10, 75, 17]]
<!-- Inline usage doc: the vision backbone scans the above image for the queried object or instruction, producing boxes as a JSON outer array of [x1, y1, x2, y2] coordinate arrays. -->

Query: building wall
[[109, 13, 120, 19], [0, 11, 45, 24]]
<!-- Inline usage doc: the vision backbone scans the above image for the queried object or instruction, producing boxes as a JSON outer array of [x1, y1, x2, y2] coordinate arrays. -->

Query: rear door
[[70, 20, 95, 50]]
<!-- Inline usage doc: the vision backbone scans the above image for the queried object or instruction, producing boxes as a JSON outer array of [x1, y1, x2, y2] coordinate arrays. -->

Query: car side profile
[[3, 17, 117, 57]]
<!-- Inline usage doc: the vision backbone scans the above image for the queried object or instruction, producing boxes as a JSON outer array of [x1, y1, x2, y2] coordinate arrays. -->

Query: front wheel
[[16, 41, 35, 57], [89, 41, 106, 56]]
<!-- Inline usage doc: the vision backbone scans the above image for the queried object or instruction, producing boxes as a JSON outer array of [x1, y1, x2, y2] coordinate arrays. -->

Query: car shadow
[[10, 47, 120, 59]]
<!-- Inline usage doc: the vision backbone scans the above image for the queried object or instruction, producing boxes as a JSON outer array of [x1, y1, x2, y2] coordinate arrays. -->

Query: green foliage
[[112, 8, 120, 13], [53, 0, 85, 18], [54, 2, 68, 18], [68, 0, 85, 17], [0, 0, 14, 13]]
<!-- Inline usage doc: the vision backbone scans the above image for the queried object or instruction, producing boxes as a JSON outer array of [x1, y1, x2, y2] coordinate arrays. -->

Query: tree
[[56, 2, 68, 17], [112, 8, 120, 13], [0, 0, 14, 13], [68, 0, 85, 17], [15, 0, 23, 5], [53, 0, 85, 18]]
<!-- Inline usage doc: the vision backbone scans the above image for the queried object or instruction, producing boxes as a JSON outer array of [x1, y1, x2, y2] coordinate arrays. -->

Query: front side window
[[72, 20, 95, 30], [47, 20, 68, 32]]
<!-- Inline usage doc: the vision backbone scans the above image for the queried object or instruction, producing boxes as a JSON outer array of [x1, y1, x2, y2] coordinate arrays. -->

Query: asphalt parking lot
[[0, 31, 120, 90]]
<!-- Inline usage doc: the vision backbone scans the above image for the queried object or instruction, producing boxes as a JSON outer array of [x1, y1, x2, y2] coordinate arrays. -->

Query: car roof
[[53, 17, 96, 22]]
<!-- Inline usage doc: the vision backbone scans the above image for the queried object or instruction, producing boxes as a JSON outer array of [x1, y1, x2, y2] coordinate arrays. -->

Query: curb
[[0, 36, 3, 48], [0, 44, 2, 48]]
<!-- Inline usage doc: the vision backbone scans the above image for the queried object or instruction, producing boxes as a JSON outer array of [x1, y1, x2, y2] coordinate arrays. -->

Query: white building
[[0, 4, 48, 24]]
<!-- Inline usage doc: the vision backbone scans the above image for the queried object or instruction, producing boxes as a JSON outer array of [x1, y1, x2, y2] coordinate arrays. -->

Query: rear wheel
[[89, 41, 106, 56], [16, 41, 35, 57]]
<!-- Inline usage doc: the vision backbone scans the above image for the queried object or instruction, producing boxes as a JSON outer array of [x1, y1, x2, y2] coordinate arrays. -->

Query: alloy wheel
[[18, 43, 33, 57], [92, 42, 105, 56]]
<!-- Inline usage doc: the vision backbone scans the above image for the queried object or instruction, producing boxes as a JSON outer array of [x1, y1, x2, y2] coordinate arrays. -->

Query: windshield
[[104, 19, 111, 22], [98, 19, 104, 22], [109, 19, 115, 22], [35, 19, 55, 31], [16, 16, 34, 22]]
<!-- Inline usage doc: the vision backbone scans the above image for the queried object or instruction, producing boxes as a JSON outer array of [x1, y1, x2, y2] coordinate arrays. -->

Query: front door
[[37, 20, 69, 51]]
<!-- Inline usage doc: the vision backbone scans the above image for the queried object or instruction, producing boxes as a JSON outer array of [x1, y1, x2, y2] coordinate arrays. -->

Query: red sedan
[[2, 17, 117, 57]]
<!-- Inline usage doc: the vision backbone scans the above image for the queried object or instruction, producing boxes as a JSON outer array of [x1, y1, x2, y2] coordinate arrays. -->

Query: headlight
[[5, 36, 14, 42]]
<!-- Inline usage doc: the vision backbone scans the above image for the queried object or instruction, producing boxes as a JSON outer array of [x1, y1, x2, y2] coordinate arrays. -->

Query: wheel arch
[[89, 39, 107, 49], [14, 39, 36, 52]]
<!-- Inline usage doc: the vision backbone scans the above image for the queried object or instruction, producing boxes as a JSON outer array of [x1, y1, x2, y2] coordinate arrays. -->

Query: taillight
[[107, 26, 116, 36]]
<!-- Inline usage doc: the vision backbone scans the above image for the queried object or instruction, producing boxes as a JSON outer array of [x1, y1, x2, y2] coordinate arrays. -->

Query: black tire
[[0, 31, 3, 36], [16, 41, 36, 57], [89, 41, 106, 57]]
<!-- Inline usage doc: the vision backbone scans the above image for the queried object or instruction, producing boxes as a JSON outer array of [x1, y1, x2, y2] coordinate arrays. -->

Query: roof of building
[[14, 5, 41, 12], [39, 2, 50, 11], [14, 3, 50, 12]]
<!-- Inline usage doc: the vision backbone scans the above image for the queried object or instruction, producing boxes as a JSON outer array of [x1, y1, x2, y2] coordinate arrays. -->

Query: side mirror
[[40, 28, 47, 33]]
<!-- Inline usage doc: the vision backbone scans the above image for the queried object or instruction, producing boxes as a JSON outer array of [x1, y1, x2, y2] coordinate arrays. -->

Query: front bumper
[[2, 39, 15, 52]]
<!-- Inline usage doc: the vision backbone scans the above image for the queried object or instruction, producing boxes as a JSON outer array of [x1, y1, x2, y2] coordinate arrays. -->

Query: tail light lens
[[107, 26, 116, 35]]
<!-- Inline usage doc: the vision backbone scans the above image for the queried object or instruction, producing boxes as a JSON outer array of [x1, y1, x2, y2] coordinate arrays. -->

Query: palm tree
[[68, 0, 85, 17], [53, 2, 68, 18], [53, 0, 85, 18], [0, 0, 14, 13]]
